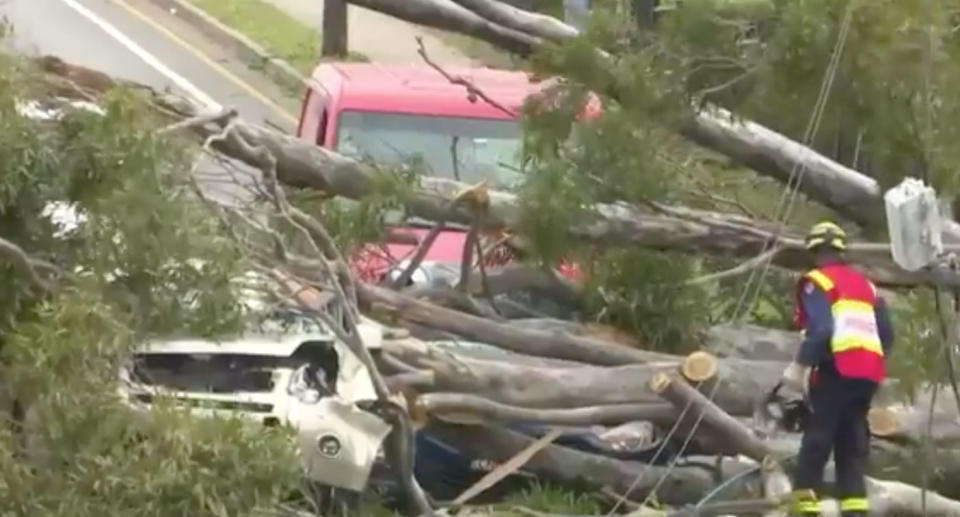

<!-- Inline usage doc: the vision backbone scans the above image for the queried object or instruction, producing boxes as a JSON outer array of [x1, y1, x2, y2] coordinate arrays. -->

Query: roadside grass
[[354, 482, 604, 516], [189, 0, 367, 77]]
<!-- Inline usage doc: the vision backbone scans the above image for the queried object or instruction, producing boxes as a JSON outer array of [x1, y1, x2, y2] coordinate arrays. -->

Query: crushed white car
[[118, 311, 392, 492]]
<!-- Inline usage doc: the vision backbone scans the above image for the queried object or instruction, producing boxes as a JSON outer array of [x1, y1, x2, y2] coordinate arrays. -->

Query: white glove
[[781, 361, 811, 396]]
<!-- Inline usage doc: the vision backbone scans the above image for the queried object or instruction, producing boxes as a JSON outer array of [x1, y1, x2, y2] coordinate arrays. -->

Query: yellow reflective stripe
[[832, 336, 884, 355], [832, 299, 874, 314], [793, 500, 821, 514], [789, 490, 820, 515], [831, 297, 883, 356], [806, 270, 834, 291], [840, 497, 869, 511]]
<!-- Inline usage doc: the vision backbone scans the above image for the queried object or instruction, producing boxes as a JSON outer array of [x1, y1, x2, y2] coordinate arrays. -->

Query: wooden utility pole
[[322, 0, 348, 57]]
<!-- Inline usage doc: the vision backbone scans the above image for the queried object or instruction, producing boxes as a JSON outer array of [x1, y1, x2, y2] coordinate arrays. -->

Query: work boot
[[788, 489, 821, 517], [839, 496, 869, 517]]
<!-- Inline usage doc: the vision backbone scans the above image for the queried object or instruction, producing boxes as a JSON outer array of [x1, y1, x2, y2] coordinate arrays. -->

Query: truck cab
[[296, 63, 544, 285]]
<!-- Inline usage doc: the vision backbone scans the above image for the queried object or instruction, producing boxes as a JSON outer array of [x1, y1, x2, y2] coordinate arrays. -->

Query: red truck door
[[296, 87, 331, 146]]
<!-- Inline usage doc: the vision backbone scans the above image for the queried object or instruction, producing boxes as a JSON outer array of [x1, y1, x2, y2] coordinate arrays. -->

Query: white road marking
[[56, 0, 223, 111]]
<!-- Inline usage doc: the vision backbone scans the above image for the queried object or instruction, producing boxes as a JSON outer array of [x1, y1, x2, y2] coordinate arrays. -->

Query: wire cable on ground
[[604, 383, 702, 515], [694, 452, 800, 510], [639, 377, 725, 509]]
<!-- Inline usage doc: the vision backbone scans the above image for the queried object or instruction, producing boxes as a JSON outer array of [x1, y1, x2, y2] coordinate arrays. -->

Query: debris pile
[[33, 55, 960, 517]]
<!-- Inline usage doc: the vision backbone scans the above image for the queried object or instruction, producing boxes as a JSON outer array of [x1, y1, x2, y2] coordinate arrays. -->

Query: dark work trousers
[[793, 371, 877, 516]]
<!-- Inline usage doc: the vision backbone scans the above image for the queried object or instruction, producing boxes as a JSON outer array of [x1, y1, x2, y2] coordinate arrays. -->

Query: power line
[[624, 2, 859, 511], [736, 1, 855, 323]]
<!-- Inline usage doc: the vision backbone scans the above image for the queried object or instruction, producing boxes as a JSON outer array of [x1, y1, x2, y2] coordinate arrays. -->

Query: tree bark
[[322, 0, 349, 57], [384, 339, 785, 414], [713, 430, 960, 500], [449, 0, 579, 41], [862, 478, 960, 517], [868, 404, 960, 445], [189, 113, 951, 287], [424, 422, 719, 505], [338, 1, 960, 242], [105, 77, 955, 289], [346, 0, 541, 55], [663, 480, 960, 517], [704, 322, 799, 362], [38, 45, 960, 247], [360, 281, 676, 365], [41, 55, 960, 285], [650, 370, 773, 462], [415, 392, 681, 426]]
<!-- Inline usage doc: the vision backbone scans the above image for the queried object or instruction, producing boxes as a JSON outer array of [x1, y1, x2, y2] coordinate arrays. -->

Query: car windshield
[[335, 111, 524, 190]]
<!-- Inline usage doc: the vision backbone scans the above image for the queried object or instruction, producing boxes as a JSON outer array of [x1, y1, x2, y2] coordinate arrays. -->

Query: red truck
[[295, 62, 557, 286]]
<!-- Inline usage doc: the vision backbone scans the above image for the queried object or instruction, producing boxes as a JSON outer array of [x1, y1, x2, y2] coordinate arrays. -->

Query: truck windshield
[[335, 110, 523, 189]]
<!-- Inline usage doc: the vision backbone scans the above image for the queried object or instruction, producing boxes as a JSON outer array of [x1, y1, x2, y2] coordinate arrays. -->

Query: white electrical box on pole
[[884, 177, 944, 271]]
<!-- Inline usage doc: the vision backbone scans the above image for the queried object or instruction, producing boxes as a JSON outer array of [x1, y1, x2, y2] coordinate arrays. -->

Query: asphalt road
[[0, 0, 300, 131], [0, 0, 304, 204]]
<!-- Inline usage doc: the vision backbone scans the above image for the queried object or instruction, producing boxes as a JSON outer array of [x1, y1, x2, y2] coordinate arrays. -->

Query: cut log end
[[650, 371, 674, 394], [868, 407, 900, 437], [682, 350, 718, 382]]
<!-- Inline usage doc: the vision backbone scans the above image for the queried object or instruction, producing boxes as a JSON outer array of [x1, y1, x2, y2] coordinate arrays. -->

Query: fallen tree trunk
[[415, 392, 680, 426], [40, 56, 939, 288], [385, 339, 784, 413], [347, 0, 541, 55], [360, 281, 676, 365], [460, 265, 583, 305], [423, 295, 797, 357], [650, 370, 773, 462], [187, 112, 941, 287], [384, 337, 672, 407], [39, 49, 960, 254], [862, 478, 960, 517], [506, 319, 643, 349], [392, 333, 954, 430], [342, 0, 960, 243], [700, 429, 960, 500], [663, 478, 960, 517], [649, 368, 960, 505], [868, 404, 960, 445], [866, 440, 960, 498], [650, 368, 793, 507], [424, 422, 720, 505], [448, 0, 579, 41], [703, 323, 799, 362]]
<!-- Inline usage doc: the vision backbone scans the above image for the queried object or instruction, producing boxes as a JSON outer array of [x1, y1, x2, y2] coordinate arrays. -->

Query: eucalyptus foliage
[[0, 54, 302, 516]]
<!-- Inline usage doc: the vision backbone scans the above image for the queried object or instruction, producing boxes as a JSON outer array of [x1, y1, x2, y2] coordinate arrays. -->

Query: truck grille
[[130, 393, 274, 413]]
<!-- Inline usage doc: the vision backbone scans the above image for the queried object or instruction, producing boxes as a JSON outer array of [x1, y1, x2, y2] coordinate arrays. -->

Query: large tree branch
[[361, 281, 675, 365], [35, 57, 943, 288], [447, 0, 579, 41], [0, 236, 58, 293], [161, 105, 942, 287], [347, 0, 541, 55], [340, 1, 960, 242]]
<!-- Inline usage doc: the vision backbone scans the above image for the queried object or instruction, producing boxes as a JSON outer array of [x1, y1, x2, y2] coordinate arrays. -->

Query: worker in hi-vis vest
[[782, 221, 895, 517]]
